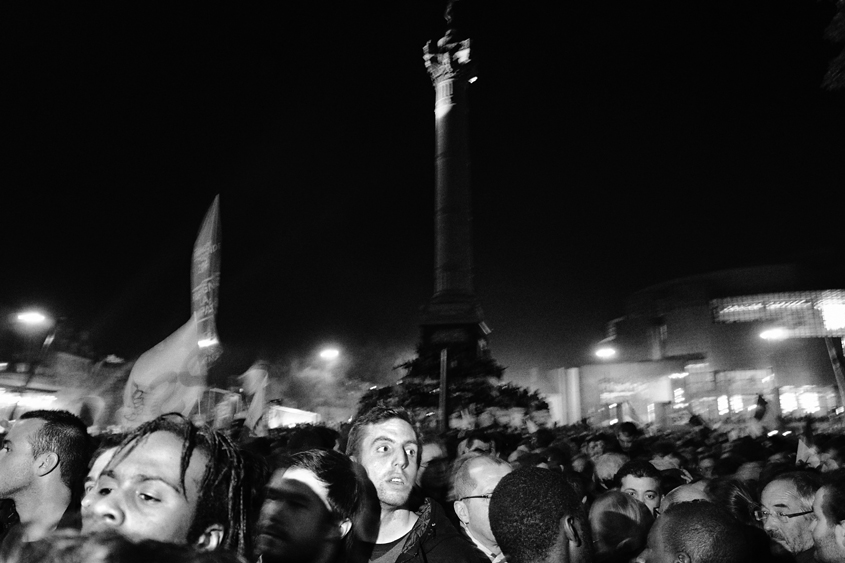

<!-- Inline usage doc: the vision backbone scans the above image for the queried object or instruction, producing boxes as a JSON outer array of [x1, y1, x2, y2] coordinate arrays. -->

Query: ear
[[454, 500, 470, 525], [35, 452, 59, 477], [339, 518, 352, 539], [194, 524, 224, 552], [676, 552, 691, 563], [834, 521, 845, 549], [562, 515, 582, 547]]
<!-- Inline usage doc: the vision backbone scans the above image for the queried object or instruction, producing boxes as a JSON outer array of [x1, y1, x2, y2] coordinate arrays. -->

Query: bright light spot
[[783, 431, 792, 436], [647, 403, 655, 423], [718, 395, 729, 416], [468, 76, 478, 83], [669, 372, 689, 379], [595, 347, 616, 359], [762, 375, 774, 383], [768, 430, 779, 437], [760, 328, 788, 340], [0, 363, 6, 371], [747, 405, 757, 412], [731, 395, 744, 413], [608, 403, 618, 409], [198, 338, 219, 348], [319, 348, 340, 360], [799, 392, 820, 414], [781, 392, 798, 414], [369, 386, 377, 390], [820, 302, 845, 331], [837, 406, 845, 415], [17, 312, 46, 325], [609, 418, 618, 425]]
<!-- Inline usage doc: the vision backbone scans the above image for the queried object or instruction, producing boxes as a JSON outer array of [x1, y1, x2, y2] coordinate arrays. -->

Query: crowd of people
[[1, 407, 845, 563]]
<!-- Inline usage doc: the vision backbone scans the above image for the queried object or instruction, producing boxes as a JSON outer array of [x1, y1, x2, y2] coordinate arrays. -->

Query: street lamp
[[760, 328, 788, 341], [17, 311, 47, 326], [319, 348, 340, 361], [595, 346, 617, 359]]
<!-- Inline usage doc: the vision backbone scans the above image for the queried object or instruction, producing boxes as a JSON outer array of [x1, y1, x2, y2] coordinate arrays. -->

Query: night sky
[[2, 2, 844, 386]]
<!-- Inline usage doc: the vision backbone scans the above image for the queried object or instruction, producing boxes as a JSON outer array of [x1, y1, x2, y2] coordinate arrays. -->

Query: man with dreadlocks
[[80, 413, 248, 557]]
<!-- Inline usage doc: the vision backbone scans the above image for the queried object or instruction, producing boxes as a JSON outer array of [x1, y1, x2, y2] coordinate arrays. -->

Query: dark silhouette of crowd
[[2, 408, 845, 563]]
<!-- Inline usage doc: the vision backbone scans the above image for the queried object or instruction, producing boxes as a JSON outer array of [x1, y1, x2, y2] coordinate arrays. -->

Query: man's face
[[621, 475, 661, 516], [697, 457, 715, 479], [820, 451, 842, 473], [256, 467, 340, 563], [587, 439, 605, 460], [761, 480, 815, 554], [416, 442, 446, 487], [458, 461, 512, 551], [355, 418, 418, 509], [636, 516, 674, 563], [81, 431, 207, 544], [0, 418, 43, 499], [812, 487, 845, 563], [617, 432, 635, 452]]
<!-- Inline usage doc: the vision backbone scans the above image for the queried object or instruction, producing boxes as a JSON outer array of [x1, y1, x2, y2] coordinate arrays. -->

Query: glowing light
[[760, 328, 788, 340], [783, 431, 792, 436], [16, 312, 46, 325], [730, 395, 744, 413], [768, 430, 779, 437], [820, 302, 845, 331], [718, 395, 729, 415], [319, 348, 340, 360], [799, 392, 820, 414], [0, 363, 6, 371], [669, 372, 688, 379], [780, 392, 798, 414], [198, 338, 219, 348], [595, 347, 617, 359], [609, 418, 618, 425], [608, 403, 618, 409], [747, 405, 757, 412], [647, 403, 655, 423]]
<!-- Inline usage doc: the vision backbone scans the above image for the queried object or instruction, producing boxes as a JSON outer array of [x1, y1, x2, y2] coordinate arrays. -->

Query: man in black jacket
[[347, 405, 486, 563]]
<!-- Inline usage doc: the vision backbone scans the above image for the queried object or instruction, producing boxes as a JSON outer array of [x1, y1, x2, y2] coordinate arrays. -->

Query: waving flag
[[119, 197, 222, 427]]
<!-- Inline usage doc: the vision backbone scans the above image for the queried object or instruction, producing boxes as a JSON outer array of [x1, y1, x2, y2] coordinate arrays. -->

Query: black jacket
[[393, 498, 488, 563]]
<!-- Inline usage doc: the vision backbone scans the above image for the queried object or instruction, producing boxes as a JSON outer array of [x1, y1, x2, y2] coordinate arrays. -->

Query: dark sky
[[2, 1, 844, 383]]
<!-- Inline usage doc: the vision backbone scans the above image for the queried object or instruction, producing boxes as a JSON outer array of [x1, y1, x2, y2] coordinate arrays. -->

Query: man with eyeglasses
[[757, 471, 822, 563], [451, 453, 513, 562]]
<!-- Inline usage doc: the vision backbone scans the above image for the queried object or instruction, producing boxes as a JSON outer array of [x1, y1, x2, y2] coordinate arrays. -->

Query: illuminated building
[[558, 264, 845, 427]]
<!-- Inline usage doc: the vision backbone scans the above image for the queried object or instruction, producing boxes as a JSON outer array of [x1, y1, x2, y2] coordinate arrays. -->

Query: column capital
[[423, 37, 476, 86]]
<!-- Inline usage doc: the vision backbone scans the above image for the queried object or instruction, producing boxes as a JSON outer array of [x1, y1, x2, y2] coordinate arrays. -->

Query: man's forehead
[[622, 475, 659, 488], [110, 431, 207, 477], [9, 418, 43, 439], [469, 460, 511, 489], [763, 480, 802, 504], [363, 418, 416, 441]]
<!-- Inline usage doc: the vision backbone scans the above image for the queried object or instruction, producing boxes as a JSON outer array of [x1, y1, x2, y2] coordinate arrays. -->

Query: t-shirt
[[370, 533, 408, 563]]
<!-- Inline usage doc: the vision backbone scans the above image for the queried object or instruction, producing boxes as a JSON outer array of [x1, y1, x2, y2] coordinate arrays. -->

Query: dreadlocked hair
[[110, 413, 248, 556]]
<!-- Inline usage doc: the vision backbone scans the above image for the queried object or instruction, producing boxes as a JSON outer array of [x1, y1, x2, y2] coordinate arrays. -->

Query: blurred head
[[615, 422, 639, 453], [703, 478, 757, 526], [811, 474, 845, 563], [416, 435, 448, 488], [658, 482, 708, 516], [594, 453, 629, 492], [637, 501, 750, 563], [490, 467, 591, 563], [257, 449, 361, 563], [758, 471, 821, 554], [820, 437, 845, 473], [346, 405, 420, 510], [615, 460, 662, 516], [452, 453, 512, 554], [81, 414, 246, 555], [589, 490, 653, 561]]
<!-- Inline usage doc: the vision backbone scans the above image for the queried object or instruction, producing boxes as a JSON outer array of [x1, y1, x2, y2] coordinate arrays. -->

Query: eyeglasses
[[458, 493, 493, 502], [753, 507, 813, 523]]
